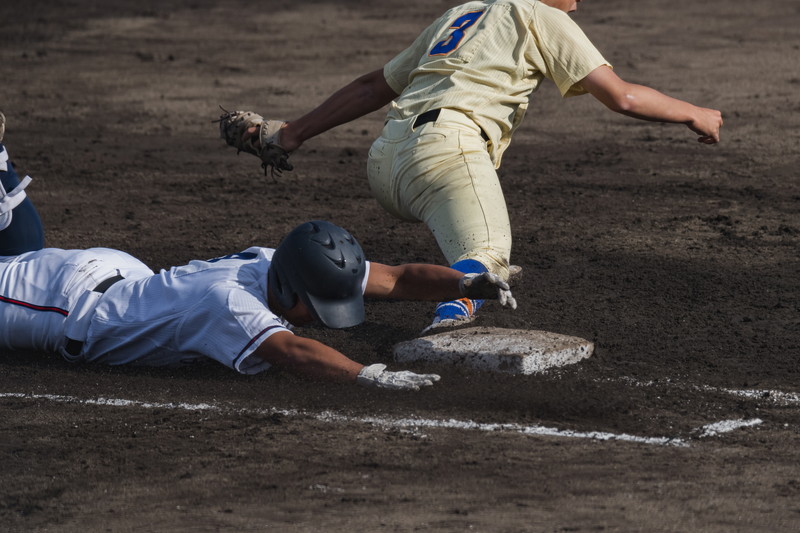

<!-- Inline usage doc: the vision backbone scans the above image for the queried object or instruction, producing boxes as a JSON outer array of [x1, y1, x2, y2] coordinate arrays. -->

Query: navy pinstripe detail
[[234, 325, 285, 365], [0, 295, 69, 316]]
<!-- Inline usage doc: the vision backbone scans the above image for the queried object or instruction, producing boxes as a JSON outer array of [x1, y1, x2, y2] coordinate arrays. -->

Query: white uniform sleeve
[[178, 284, 291, 375], [362, 261, 371, 294], [178, 261, 370, 374]]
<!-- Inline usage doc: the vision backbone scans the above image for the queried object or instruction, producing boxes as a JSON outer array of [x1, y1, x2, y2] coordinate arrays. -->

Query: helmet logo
[[326, 251, 346, 269], [312, 234, 336, 249]]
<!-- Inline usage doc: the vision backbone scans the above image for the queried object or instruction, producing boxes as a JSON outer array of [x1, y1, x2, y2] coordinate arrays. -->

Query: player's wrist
[[278, 122, 301, 152]]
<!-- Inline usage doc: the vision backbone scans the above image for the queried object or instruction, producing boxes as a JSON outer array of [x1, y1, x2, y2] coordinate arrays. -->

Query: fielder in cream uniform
[[372, 0, 609, 282], [227, 0, 723, 331]]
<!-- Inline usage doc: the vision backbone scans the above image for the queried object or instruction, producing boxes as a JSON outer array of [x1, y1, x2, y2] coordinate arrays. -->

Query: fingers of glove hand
[[488, 273, 510, 290], [503, 291, 518, 310], [385, 371, 441, 390], [460, 272, 510, 299], [395, 371, 441, 384], [356, 364, 440, 391]]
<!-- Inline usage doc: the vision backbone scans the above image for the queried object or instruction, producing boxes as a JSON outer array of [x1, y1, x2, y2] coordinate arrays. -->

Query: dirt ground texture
[[1, 0, 799, 531]]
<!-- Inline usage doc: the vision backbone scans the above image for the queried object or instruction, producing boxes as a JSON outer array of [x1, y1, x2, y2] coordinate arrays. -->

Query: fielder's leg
[[404, 112, 510, 333], [0, 112, 46, 255], [368, 110, 512, 333]]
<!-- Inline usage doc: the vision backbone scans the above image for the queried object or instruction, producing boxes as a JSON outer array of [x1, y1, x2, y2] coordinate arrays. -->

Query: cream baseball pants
[[367, 108, 511, 280]]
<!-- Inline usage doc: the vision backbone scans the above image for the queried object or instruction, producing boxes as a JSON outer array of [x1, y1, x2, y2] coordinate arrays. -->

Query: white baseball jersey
[[0, 248, 155, 353], [0, 246, 371, 375]]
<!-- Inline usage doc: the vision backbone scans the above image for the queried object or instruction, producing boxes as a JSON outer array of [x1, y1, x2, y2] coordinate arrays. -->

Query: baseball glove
[[217, 107, 293, 177]]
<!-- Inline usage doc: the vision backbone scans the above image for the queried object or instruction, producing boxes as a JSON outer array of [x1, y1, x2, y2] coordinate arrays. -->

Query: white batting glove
[[459, 272, 517, 309], [356, 364, 441, 391]]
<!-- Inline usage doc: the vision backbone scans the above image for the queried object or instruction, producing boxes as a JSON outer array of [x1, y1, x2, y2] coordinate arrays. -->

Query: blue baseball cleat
[[422, 296, 483, 334], [421, 262, 521, 334]]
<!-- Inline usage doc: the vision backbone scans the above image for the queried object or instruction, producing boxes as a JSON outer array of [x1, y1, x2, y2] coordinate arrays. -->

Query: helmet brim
[[305, 292, 365, 329]]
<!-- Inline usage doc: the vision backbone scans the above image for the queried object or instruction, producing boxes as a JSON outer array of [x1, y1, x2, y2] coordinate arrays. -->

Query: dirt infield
[[1, 0, 799, 531]]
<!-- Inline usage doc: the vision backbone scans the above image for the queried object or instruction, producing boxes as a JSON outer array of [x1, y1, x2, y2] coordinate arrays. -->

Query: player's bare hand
[[688, 107, 723, 144], [242, 125, 260, 149], [242, 123, 302, 153], [459, 272, 517, 309]]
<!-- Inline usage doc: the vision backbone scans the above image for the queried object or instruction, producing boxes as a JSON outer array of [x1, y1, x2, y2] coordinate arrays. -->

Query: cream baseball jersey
[[383, 0, 610, 166], [0, 246, 371, 374]]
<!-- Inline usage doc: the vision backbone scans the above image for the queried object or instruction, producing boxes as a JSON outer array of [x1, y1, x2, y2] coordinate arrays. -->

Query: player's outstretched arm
[[580, 65, 723, 144], [255, 331, 439, 390], [365, 263, 517, 309], [230, 68, 397, 163], [256, 331, 363, 382], [277, 68, 399, 152]]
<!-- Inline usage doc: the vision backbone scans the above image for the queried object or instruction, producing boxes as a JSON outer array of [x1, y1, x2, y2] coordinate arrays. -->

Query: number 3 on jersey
[[429, 10, 485, 56]]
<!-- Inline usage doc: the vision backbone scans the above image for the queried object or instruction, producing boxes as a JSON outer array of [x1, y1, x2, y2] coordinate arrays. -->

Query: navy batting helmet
[[268, 220, 367, 328]]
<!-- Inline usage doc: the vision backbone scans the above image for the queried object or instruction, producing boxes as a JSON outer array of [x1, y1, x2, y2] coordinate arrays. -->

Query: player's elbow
[[583, 67, 637, 114], [358, 69, 398, 108], [590, 78, 640, 114], [605, 90, 637, 114]]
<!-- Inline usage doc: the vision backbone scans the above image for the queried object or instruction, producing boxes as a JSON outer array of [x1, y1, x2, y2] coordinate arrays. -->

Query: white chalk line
[[0, 391, 765, 447], [609, 375, 800, 407], [715, 388, 800, 405], [695, 418, 764, 438]]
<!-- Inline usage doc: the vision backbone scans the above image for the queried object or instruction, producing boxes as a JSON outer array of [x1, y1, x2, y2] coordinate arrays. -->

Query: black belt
[[412, 109, 489, 142], [63, 274, 125, 357]]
